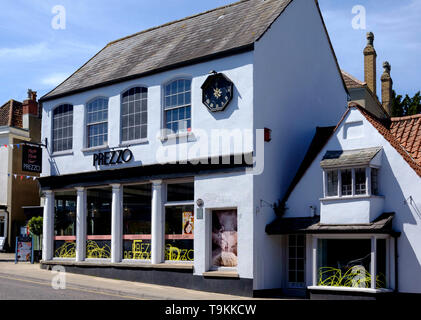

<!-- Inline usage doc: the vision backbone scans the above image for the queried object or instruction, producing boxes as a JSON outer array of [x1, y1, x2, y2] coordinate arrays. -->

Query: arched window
[[164, 79, 191, 134], [121, 87, 148, 142], [52, 104, 73, 152], [86, 98, 108, 148]]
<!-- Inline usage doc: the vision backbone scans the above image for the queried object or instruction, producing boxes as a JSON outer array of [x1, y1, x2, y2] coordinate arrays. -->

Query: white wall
[[252, 0, 348, 290], [285, 107, 421, 293], [41, 52, 254, 176], [0, 134, 9, 205], [194, 171, 254, 279]]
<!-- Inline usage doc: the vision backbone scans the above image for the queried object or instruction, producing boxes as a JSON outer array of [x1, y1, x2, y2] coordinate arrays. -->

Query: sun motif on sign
[[213, 87, 222, 99]]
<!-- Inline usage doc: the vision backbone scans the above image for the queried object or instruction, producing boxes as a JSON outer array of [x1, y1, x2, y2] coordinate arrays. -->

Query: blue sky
[[0, 0, 420, 104]]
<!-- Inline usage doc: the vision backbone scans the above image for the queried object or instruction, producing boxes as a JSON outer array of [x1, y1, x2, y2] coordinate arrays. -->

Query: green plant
[[27, 216, 43, 236]]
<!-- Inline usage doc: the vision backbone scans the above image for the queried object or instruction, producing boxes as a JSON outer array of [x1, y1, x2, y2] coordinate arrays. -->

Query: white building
[[267, 103, 421, 299], [38, 0, 348, 296]]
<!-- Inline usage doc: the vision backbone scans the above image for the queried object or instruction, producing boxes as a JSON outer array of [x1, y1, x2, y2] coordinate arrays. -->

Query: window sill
[[81, 145, 109, 153], [320, 195, 384, 202], [118, 138, 148, 147], [203, 271, 239, 279], [51, 150, 74, 157], [308, 286, 393, 294], [160, 131, 194, 142]]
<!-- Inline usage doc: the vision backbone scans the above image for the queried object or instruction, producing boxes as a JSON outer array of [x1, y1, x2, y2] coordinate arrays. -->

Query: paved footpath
[[0, 254, 267, 300]]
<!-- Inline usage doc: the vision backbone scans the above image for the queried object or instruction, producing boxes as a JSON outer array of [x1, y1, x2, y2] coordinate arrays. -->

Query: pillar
[[76, 187, 87, 262], [151, 180, 164, 264], [371, 236, 377, 289], [111, 184, 123, 263], [42, 190, 54, 261]]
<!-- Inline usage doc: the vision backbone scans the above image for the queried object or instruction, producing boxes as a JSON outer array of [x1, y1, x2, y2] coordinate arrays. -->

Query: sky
[[0, 0, 420, 104]]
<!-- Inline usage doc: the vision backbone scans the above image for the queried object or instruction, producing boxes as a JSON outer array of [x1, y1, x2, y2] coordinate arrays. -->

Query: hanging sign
[[93, 149, 133, 166], [22, 145, 42, 173]]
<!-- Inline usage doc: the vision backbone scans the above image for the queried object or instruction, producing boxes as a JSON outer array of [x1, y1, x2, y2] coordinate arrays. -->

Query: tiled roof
[[390, 114, 421, 166], [351, 103, 421, 177], [0, 100, 23, 128], [341, 70, 366, 89], [320, 147, 382, 169], [266, 212, 397, 235], [41, 0, 293, 101]]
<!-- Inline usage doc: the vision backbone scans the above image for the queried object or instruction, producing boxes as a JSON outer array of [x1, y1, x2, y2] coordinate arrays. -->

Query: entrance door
[[0, 211, 7, 251], [211, 210, 238, 268]]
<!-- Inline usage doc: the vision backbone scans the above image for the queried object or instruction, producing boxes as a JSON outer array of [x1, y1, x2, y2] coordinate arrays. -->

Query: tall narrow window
[[121, 87, 148, 142], [87, 98, 108, 148], [341, 169, 352, 196], [52, 104, 73, 152], [326, 170, 338, 197], [371, 168, 379, 195], [288, 234, 305, 288], [164, 79, 191, 134], [355, 168, 366, 195]]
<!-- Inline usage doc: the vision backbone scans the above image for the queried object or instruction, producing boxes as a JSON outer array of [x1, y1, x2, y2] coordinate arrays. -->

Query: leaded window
[[87, 98, 108, 148], [52, 104, 73, 152], [326, 170, 338, 197], [355, 168, 366, 195], [341, 169, 352, 196], [121, 87, 148, 142], [164, 79, 191, 134]]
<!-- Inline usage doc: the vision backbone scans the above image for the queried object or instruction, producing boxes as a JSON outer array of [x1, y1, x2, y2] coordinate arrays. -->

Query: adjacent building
[[38, 0, 348, 296], [0, 91, 42, 251]]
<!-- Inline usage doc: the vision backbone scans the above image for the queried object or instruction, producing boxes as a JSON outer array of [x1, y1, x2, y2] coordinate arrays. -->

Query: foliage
[[27, 216, 43, 236], [318, 266, 385, 289], [391, 90, 421, 117]]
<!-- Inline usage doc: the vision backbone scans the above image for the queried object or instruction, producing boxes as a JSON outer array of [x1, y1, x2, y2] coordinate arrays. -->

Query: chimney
[[364, 32, 377, 96], [22, 89, 38, 130], [381, 61, 393, 116]]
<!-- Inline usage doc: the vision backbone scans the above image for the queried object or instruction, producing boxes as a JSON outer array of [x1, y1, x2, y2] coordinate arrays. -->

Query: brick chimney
[[381, 62, 393, 116], [22, 89, 38, 118], [22, 89, 41, 141], [364, 32, 377, 96]]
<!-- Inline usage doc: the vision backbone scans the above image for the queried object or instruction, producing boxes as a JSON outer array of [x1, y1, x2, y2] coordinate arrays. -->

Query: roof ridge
[[106, 0, 250, 47], [391, 113, 421, 121], [341, 69, 366, 86]]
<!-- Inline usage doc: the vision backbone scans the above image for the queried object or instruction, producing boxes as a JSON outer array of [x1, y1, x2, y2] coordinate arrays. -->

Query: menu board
[[15, 236, 33, 263]]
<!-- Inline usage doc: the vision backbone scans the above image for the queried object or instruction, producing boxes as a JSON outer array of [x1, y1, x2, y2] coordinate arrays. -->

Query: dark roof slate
[[320, 147, 382, 169], [41, 0, 293, 101]]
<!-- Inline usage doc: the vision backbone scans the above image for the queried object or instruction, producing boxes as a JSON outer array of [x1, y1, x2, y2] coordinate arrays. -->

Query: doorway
[[211, 209, 238, 268]]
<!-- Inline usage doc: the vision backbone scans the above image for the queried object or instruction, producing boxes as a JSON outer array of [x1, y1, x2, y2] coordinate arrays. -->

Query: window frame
[[51, 103, 74, 154], [120, 86, 148, 145], [85, 97, 109, 149], [323, 166, 380, 199], [287, 234, 306, 288], [162, 77, 192, 137]]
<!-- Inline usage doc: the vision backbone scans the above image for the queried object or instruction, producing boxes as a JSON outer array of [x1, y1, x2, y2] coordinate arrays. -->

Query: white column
[[111, 184, 123, 263], [76, 187, 87, 262], [371, 236, 377, 289], [312, 237, 318, 286], [151, 180, 164, 264], [42, 190, 55, 261]]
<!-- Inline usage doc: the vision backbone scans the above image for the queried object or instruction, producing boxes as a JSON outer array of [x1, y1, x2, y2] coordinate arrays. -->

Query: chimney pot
[[381, 62, 393, 116], [366, 32, 374, 46]]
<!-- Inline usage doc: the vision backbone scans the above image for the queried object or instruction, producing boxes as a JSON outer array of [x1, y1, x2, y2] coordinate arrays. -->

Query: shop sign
[[22, 145, 42, 173], [93, 149, 133, 166]]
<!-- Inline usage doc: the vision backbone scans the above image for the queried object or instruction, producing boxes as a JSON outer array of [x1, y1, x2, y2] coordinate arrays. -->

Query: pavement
[[0, 253, 269, 300]]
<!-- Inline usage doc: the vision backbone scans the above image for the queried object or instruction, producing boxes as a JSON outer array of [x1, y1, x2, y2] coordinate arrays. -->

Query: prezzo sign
[[22, 145, 42, 173], [93, 149, 133, 166]]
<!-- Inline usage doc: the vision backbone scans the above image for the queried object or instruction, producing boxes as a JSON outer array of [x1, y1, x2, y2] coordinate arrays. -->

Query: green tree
[[27, 216, 43, 236], [391, 90, 421, 117]]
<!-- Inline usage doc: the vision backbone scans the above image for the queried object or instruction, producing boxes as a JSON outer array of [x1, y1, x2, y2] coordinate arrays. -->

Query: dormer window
[[321, 147, 382, 198]]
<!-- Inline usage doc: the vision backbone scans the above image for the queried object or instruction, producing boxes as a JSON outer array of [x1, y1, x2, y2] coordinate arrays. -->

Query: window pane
[[376, 239, 387, 288], [121, 87, 148, 142], [52, 104, 73, 152], [165, 205, 194, 262], [371, 168, 379, 195], [54, 191, 77, 258], [167, 182, 194, 202], [327, 171, 338, 197], [355, 168, 366, 195], [341, 170, 352, 196], [288, 235, 305, 286], [86, 188, 112, 259], [317, 239, 372, 288], [87, 99, 108, 147], [123, 184, 152, 260]]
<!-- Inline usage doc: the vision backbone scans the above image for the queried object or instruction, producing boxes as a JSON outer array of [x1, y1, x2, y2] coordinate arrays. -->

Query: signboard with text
[[15, 236, 34, 264], [22, 145, 42, 173]]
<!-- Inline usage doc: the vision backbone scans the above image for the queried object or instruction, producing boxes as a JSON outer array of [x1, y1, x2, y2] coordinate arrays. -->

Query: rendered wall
[[252, 0, 348, 290]]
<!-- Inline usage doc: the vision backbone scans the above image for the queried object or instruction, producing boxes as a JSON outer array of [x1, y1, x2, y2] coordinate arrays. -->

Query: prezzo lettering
[[93, 149, 133, 166]]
